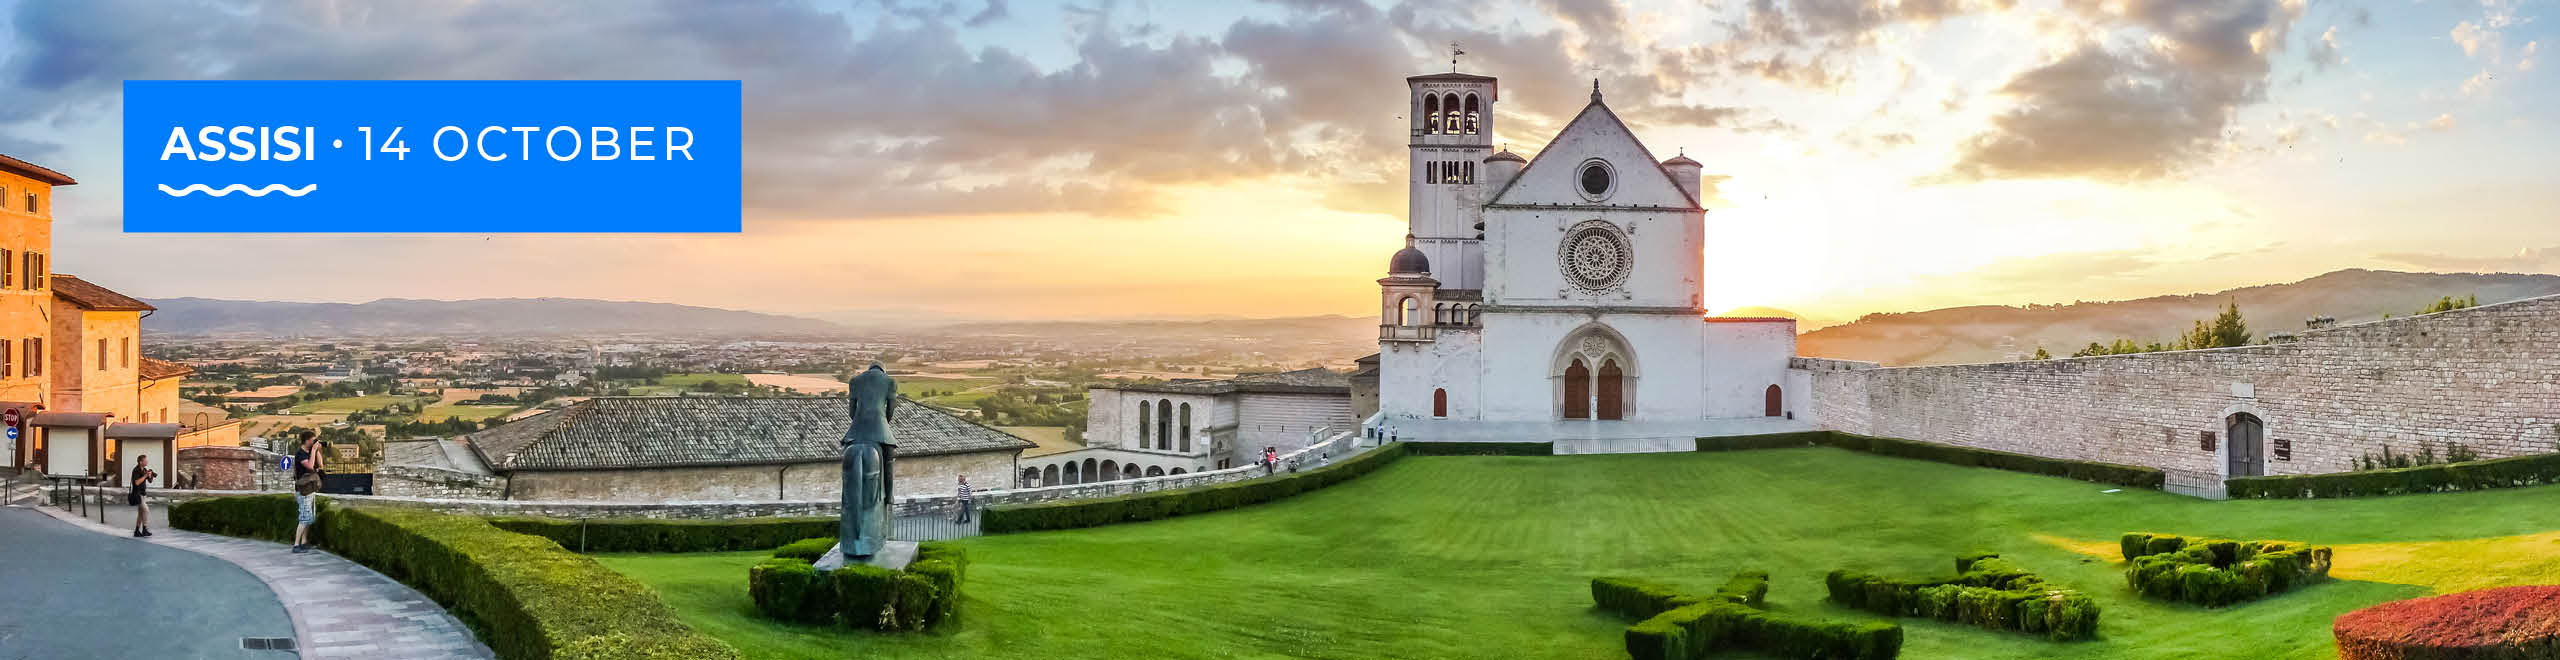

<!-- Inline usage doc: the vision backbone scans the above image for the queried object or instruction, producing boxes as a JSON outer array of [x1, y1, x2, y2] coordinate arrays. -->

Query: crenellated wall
[[1800, 294, 2560, 495]]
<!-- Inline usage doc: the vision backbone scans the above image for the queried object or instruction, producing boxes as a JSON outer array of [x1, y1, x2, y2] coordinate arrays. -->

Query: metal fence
[[889, 507, 982, 541]]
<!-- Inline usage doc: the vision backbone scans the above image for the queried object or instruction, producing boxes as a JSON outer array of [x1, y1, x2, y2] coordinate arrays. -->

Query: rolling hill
[[1797, 269, 2560, 366]]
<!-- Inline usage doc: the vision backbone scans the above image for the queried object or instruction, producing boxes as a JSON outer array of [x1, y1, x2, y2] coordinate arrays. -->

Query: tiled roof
[[138, 357, 193, 381], [1093, 367, 1350, 395], [465, 396, 1034, 472], [0, 153, 75, 186], [51, 275, 156, 311]]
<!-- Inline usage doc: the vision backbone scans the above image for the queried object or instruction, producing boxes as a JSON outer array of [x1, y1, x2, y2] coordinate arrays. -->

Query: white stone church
[[1367, 70, 1810, 449]]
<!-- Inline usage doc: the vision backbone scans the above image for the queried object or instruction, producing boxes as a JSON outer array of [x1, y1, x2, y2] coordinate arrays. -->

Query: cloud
[[1936, 0, 2305, 183], [2377, 246, 2560, 273], [2308, 25, 2342, 70], [2522, 40, 2539, 72]]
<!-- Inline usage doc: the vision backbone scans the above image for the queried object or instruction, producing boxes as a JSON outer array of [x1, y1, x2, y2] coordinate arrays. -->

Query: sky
[[0, 0, 2554, 323]]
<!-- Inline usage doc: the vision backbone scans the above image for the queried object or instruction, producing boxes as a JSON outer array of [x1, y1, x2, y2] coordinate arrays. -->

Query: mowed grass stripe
[[600, 447, 2560, 660]]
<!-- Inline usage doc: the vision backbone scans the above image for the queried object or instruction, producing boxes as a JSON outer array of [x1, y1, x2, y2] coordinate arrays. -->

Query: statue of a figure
[[840, 362, 898, 559]]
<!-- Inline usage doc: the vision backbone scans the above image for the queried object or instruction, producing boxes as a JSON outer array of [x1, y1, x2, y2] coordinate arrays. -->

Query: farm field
[[598, 448, 2560, 660], [287, 394, 428, 414], [416, 404, 517, 422]]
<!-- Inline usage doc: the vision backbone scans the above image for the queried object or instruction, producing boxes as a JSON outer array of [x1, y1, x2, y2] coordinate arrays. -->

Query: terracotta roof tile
[[51, 275, 155, 311], [465, 395, 1034, 472], [138, 357, 193, 381]]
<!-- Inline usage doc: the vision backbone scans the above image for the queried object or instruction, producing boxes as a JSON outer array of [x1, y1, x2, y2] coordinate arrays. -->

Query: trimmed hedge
[[174, 496, 742, 660], [1595, 572, 1902, 660], [2120, 532, 2332, 606], [1814, 432, 2165, 490], [1826, 553, 2101, 641], [1405, 441, 1554, 456], [983, 443, 1406, 533], [2228, 453, 2560, 499], [1694, 432, 1828, 452], [167, 492, 321, 544], [747, 541, 969, 632], [773, 537, 836, 562], [489, 516, 838, 553]]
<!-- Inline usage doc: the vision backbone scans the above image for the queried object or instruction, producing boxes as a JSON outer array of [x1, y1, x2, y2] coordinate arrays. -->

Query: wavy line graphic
[[157, 183, 319, 198]]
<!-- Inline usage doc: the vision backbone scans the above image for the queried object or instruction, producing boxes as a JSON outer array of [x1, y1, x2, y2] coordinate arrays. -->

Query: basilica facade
[[1372, 71, 1805, 442]]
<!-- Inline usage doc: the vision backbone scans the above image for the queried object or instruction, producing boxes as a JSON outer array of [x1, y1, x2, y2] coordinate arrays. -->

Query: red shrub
[[2335, 585, 2560, 660]]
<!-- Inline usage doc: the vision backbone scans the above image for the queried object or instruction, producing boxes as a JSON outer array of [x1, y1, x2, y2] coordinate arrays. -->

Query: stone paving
[[26, 500, 495, 660], [0, 506, 294, 659]]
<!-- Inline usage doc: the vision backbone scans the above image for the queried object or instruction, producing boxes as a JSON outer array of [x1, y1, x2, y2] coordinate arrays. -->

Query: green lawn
[[596, 448, 2560, 660]]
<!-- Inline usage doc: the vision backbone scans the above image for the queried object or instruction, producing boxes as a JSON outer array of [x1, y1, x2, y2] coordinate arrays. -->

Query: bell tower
[[1406, 64, 1496, 290]]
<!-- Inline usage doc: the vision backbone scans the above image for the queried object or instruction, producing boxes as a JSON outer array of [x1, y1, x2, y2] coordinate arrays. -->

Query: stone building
[[375, 395, 1033, 502], [1055, 367, 1355, 486], [1370, 70, 1801, 444], [0, 153, 233, 482]]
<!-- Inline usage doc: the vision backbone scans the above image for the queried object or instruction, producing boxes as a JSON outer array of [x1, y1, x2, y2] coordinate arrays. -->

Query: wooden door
[[1595, 360, 1624, 421], [1562, 359, 1590, 419], [2227, 414, 2264, 477], [1764, 385, 1783, 417]]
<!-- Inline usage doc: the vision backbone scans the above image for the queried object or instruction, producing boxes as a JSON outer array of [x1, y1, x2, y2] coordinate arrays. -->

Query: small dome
[[1662, 153, 1700, 168], [1485, 150, 1525, 164], [1388, 235, 1431, 275]]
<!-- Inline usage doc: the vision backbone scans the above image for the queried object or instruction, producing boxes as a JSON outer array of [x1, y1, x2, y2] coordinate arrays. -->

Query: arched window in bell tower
[[1400, 296, 1421, 326], [1443, 93, 1462, 133], [1463, 94, 1480, 134], [1422, 94, 1440, 135]]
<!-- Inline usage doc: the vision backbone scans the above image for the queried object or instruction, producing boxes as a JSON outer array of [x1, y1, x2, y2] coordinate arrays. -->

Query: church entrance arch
[[1553, 324, 1636, 421]]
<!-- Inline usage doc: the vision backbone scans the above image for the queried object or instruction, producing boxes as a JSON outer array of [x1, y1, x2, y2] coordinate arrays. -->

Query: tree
[[2418, 294, 2479, 315], [2031, 347, 2052, 360], [2207, 300, 2251, 348]]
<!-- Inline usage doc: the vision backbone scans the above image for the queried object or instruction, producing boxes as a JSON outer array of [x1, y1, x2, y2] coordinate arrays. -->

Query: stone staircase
[[1551, 437, 1697, 455]]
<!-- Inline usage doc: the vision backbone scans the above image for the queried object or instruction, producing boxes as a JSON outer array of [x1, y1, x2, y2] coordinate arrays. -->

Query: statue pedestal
[[813, 540, 918, 572]]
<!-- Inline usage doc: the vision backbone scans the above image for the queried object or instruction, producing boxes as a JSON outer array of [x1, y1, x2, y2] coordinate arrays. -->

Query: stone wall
[[374, 464, 506, 499], [146, 431, 1365, 521], [175, 445, 287, 491], [1802, 294, 2560, 495], [500, 451, 1018, 503]]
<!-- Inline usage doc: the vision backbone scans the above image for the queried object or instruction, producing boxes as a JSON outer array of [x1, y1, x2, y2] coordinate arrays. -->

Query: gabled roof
[[139, 357, 193, 381], [0, 153, 75, 186], [463, 395, 1034, 472], [1487, 93, 1703, 211], [51, 275, 156, 312]]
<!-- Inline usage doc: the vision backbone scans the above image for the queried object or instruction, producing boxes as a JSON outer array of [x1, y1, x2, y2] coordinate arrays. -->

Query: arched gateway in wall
[[1554, 325, 1635, 421]]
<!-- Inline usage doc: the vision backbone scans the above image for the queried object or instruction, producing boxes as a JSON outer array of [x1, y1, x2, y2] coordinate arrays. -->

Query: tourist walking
[[290, 431, 322, 554], [953, 476, 974, 524], [1262, 447, 1278, 475], [129, 454, 156, 537]]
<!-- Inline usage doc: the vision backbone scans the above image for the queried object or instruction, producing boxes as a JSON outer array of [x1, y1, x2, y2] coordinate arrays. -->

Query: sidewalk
[[24, 499, 494, 660]]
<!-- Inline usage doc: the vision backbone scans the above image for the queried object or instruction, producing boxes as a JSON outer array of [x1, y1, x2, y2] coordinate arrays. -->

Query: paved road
[[0, 507, 297, 659]]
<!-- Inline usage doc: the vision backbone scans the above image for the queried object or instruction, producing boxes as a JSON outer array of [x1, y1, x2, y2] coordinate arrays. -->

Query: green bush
[[2119, 532, 2333, 607], [984, 443, 1406, 533], [1693, 432, 1827, 452], [319, 506, 739, 660], [745, 542, 971, 632], [1826, 553, 2098, 642], [169, 493, 319, 544], [1601, 571, 1902, 660], [1715, 570, 1769, 608], [773, 537, 836, 562], [1404, 441, 1553, 456], [747, 558, 833, 624], [489, 516, 837, 553], [2226, 452, 2560, 498]]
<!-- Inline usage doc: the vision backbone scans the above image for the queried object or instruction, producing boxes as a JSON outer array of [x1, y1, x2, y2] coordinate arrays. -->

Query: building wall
[[138, 374, 182, 424], [1702, 319, 1797, 419], [505, 451, 1020, 502], [1472, 310, 1707, 422], [51, 307, 140, 420], [174, 420, 242, 450], [0, 168, 52, 408], [1018, 446, 1213, 487], [1088, 388, 1223, 456], [1803, 294, 2560, 492], [1235, 391, 1357, 459], [1378, 328, 1480, 420]]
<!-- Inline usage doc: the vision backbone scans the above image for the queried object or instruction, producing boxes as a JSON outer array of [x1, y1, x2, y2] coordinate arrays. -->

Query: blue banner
[[123, 80, 740, 232]]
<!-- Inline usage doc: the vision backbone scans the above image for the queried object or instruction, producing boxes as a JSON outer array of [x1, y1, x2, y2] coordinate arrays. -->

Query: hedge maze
[[2120, 533, 2333, 607], [748, 538, 970, 632], [1825, 552, 2101, 642], [1591, 571, 1903, 660]]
